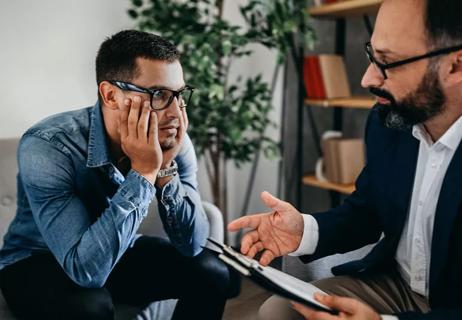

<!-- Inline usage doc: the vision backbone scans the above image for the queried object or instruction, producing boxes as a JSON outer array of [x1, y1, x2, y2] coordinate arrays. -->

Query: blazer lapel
[[388, 131, 419, 235], [429, 141, 462, 294]]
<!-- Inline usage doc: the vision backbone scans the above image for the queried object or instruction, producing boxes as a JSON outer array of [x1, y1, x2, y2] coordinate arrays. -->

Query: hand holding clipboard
[[207, 238, 338, 315]]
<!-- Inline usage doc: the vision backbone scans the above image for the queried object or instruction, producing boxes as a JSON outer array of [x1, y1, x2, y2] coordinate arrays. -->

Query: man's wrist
[[157, 160, 178, 178], [131, 167, 158, 185]]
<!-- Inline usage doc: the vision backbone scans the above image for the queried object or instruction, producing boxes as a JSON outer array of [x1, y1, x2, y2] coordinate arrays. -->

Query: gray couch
[[0, 137, 224, 320]]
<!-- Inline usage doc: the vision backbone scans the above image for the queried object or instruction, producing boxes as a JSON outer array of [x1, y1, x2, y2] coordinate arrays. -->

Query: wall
[[0, 0, 282, 244], [0, 0, 133, 138]]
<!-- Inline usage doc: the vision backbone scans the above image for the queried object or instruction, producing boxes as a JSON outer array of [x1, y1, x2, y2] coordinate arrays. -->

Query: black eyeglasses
[[108, 80, 194, 110], [365, 41, 462, 79]]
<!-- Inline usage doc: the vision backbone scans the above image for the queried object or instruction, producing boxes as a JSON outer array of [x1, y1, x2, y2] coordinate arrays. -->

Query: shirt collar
[[412, 115, 462, 151], [86, 101, 112, 168]]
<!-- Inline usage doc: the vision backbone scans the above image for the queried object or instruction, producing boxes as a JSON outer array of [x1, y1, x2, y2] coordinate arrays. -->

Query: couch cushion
[[0, 138, 19, 247]]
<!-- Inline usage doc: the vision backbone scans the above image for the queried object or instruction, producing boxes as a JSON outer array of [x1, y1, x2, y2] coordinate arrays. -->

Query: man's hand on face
[[227, 191, 304, 266], [291, 293, 381, 320], [155, 106, 188, 188], [119, 96, 163, 184]]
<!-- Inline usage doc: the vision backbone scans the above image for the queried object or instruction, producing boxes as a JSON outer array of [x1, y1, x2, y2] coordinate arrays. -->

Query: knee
[[192, 249, 240, 297], [258, 295, 304, 320], [63, 290, 114, 320]]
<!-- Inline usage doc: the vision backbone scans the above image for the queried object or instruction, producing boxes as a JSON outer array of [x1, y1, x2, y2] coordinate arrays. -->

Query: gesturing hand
[[227, 191, 304, 266], [291, 294, 381, 320], [119, 96, 162, 184]]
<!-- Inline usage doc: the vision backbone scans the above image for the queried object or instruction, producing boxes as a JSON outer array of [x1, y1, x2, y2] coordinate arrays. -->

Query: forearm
[[28, 170, 155, 288], [156, 174, 208, 256]]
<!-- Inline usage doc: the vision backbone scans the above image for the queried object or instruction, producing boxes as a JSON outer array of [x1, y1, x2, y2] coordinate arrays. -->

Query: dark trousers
[[0, 236, 237, 320]]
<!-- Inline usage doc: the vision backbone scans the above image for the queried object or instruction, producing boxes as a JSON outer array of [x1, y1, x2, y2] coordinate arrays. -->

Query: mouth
[[160, 126, 178, 136], [376, 96, 391, 105]]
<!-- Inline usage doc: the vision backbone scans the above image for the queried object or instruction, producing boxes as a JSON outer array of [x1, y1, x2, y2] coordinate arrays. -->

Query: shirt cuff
[[155, 174, 185, 203], [288, 214, 319, 256], [119, 170, 156, 208], [381, 315, 399, 320]]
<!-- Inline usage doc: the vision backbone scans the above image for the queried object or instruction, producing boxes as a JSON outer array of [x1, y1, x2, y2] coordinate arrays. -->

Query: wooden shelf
[[309, 0, 382, 18], [305, 96, 375, 109], [302, 174, 355, 195]]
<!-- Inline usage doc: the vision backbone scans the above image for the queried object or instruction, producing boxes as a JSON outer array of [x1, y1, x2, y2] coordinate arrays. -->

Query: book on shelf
[[322, 136, 365, 184], [313, 0, 343, 6], [303, 54, 351, 99]]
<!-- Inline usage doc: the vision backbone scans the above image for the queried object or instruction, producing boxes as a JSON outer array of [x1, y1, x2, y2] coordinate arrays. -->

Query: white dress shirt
[[290, 115, 462, 318]]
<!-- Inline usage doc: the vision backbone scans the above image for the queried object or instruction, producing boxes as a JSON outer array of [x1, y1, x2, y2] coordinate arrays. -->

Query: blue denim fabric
[[0, 102, 208, 288]]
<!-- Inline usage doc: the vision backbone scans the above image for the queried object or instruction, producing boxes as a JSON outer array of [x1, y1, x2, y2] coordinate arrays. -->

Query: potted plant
[[128, 0, 314, 239]]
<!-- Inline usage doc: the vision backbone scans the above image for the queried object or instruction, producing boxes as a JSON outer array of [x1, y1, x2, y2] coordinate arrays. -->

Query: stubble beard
[[372, 66, 446, 130]]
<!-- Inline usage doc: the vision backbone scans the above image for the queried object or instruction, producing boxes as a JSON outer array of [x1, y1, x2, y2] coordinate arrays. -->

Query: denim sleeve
[[155, 134, 209, 257], [18, 135, 155, 288]]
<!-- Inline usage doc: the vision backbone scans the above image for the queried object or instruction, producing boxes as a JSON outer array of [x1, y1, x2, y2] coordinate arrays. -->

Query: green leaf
[[132, 0, 143, 7]]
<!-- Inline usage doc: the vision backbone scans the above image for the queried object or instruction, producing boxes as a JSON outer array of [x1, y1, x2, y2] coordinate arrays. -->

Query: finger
[[128, 96, 142, 138], [315, 294, 358, 314], [137, 101, 151, 142], [260, 191, 293, 212], [291, 302, 317, 318], [292, 302, 338, 320], [148, 111, 159, 146], [176, 107, 186, 142], [259, 249, 275, 266], [228, 214, 264, 232], [119, 98, 130, 140], [246, 241, 264, 259], [182, 107, 189, 130], [240, 230, 260, 255]]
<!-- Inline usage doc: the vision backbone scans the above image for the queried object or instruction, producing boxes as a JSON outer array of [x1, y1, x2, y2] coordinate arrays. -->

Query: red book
[[311, 56, 326, 99], [303, 57, 316, 98]]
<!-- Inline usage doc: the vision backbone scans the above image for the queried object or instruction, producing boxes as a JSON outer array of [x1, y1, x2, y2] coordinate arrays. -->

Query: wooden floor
[[223, 277, 272, 320]]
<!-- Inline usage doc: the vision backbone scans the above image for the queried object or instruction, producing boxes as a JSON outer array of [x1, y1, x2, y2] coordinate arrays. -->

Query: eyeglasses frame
[[108, 80, 194, 110], [365, 41, 462, 79]]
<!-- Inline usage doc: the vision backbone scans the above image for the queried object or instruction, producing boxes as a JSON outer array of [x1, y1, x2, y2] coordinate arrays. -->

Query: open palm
[[228, 191, 304, 265]]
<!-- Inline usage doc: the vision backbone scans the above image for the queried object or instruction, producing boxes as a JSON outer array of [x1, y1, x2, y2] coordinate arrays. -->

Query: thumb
[[315, 294, 357, 314], [260, 191, 291, 211]]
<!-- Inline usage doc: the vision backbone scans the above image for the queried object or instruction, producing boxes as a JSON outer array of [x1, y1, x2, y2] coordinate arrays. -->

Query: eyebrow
[[148, 84, 186, 91], [373, 46, 404, 60]]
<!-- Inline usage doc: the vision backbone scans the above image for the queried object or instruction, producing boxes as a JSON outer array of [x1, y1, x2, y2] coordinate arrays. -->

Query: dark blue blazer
[[301, 106, 462, 319]]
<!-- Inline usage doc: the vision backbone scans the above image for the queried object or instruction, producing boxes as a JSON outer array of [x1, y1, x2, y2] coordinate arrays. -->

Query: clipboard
[[207, 238, 337, 315]]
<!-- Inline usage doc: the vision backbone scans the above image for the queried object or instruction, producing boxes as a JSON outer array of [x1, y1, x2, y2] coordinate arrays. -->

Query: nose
[[361, 63, 385, 89], [164, 96, 182, 118]]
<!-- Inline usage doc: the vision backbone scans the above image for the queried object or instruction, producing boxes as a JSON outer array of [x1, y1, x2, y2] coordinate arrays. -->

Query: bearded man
[[229, 0, 462, 319]]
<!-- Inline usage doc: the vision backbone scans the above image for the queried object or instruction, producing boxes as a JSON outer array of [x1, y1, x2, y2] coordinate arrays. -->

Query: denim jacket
[[0, 102, 208, 288]]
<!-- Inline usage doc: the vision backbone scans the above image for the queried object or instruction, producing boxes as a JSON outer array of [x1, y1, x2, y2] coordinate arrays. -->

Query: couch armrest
[[202, 201, 224, 243], [139, 200, 224, 244]]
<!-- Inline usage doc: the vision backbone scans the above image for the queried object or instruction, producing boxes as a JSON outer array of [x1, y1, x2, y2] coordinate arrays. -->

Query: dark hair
[[425, 0, 462, 47], [95, 30, 180, 85]]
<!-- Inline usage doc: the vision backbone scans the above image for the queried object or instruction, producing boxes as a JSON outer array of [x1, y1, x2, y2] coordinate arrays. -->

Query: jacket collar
[[86, 101, 112, 168]]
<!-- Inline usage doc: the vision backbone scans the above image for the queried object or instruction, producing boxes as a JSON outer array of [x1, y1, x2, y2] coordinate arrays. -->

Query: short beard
[[371, 65, 446, 130], [160, 138, 176, 151]]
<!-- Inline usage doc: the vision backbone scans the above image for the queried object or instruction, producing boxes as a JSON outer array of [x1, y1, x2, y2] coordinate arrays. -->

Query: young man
[[0, 30, 231, 319], [229, 0, 462, 319]]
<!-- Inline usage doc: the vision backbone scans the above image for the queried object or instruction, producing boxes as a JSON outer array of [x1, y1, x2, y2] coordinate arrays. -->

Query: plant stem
[[240, 63, 282, 218]]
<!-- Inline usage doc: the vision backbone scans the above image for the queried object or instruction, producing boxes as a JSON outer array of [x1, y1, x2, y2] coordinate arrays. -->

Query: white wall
[[0, 0, 282, 245], [0, 0, 133, 137]]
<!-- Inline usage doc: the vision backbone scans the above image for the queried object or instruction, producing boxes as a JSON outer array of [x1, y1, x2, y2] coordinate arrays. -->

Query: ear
[[444, 52, 462, 87], [99, 81, 119, 110]]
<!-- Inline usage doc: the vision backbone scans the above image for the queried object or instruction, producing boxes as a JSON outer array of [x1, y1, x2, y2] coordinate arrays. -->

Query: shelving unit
[[305, 96, 374, 109], [309, 0, 382, 18], [297, 0, 381, 206], [302, 174, 355, 195]]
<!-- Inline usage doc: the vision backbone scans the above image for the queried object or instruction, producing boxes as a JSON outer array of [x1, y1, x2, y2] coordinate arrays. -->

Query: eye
[[377, 55, 389, 65], [151, 90, 170, 101]]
